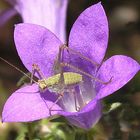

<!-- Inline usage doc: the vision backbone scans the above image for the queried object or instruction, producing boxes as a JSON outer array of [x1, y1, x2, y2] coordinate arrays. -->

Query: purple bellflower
[[0, 0, 68, 42], [2, 3, 140, 129]]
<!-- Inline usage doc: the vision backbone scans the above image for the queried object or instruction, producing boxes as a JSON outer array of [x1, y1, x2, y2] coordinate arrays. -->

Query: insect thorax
[[38, 72, 83, 91]]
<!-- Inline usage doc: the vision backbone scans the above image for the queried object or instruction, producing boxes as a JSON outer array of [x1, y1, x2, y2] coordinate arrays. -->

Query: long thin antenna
[[0, 56, 37, 84]]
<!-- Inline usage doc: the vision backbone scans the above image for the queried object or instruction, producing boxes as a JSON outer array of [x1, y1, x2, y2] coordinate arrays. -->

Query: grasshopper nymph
[[0, 44, 111, 114]]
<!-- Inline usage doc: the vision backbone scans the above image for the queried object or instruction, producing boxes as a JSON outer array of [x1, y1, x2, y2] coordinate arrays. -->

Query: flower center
[[57, 79, 96, 112]]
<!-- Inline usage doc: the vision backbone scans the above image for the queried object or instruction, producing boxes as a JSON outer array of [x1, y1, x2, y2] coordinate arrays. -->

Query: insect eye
[[38, 80, 47, 90]]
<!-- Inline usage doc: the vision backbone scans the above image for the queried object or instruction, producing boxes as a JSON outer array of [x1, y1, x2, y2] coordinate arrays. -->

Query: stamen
[[77, 92, 86, 110], [70, 88, 80, 111]]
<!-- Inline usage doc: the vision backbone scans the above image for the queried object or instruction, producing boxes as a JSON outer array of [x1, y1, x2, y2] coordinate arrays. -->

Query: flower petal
[[68, 2, 108, 65], [60, 100, 102, 129], [2, 84, 62, 122], [54, 0, 68, 42], [14, 0, 68, 42], [14, 23, 63, 78], [0, 8, 17, 26], [96, 55, 140, 99]]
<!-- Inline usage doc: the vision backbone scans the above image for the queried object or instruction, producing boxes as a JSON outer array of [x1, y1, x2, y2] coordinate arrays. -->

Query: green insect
[[0, 55, 83, 112], [28, 44, 111, 112], [31, 44, 107, 90], [38, 72, 82, 92], [0, 45, 111, 113]]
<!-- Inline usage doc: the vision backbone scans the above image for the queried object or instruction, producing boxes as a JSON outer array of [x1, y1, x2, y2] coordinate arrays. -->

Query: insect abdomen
[[63, 72, 82, 85], [44, 72, 82, 87]]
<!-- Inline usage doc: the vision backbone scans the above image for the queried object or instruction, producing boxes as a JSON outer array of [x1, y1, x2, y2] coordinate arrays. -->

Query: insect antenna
[[0, 56, 38, 84]]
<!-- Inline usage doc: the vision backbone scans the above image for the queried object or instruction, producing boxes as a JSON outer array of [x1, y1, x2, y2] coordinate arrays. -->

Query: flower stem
[[27, 123, 33, 140]]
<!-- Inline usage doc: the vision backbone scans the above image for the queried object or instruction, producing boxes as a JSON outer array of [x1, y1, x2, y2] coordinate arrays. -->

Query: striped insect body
[[38, 72, 83, 93]]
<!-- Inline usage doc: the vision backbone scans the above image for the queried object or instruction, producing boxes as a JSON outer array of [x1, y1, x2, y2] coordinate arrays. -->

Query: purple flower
[[1, 0, 68, 42], [2, 3, 140, 129]]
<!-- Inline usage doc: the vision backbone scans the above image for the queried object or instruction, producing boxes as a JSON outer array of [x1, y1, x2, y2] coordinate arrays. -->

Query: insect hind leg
[[48, 93, 63, 116], [60, 62, 113, 85], [61, 45, 99, 67]]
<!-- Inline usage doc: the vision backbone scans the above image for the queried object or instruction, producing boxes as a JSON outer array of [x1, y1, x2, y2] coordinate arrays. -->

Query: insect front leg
[[30, 64, 45, 84]]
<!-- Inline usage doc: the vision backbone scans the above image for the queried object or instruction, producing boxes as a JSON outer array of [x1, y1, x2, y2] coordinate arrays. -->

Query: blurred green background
[[0, 0, 140, 140]]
